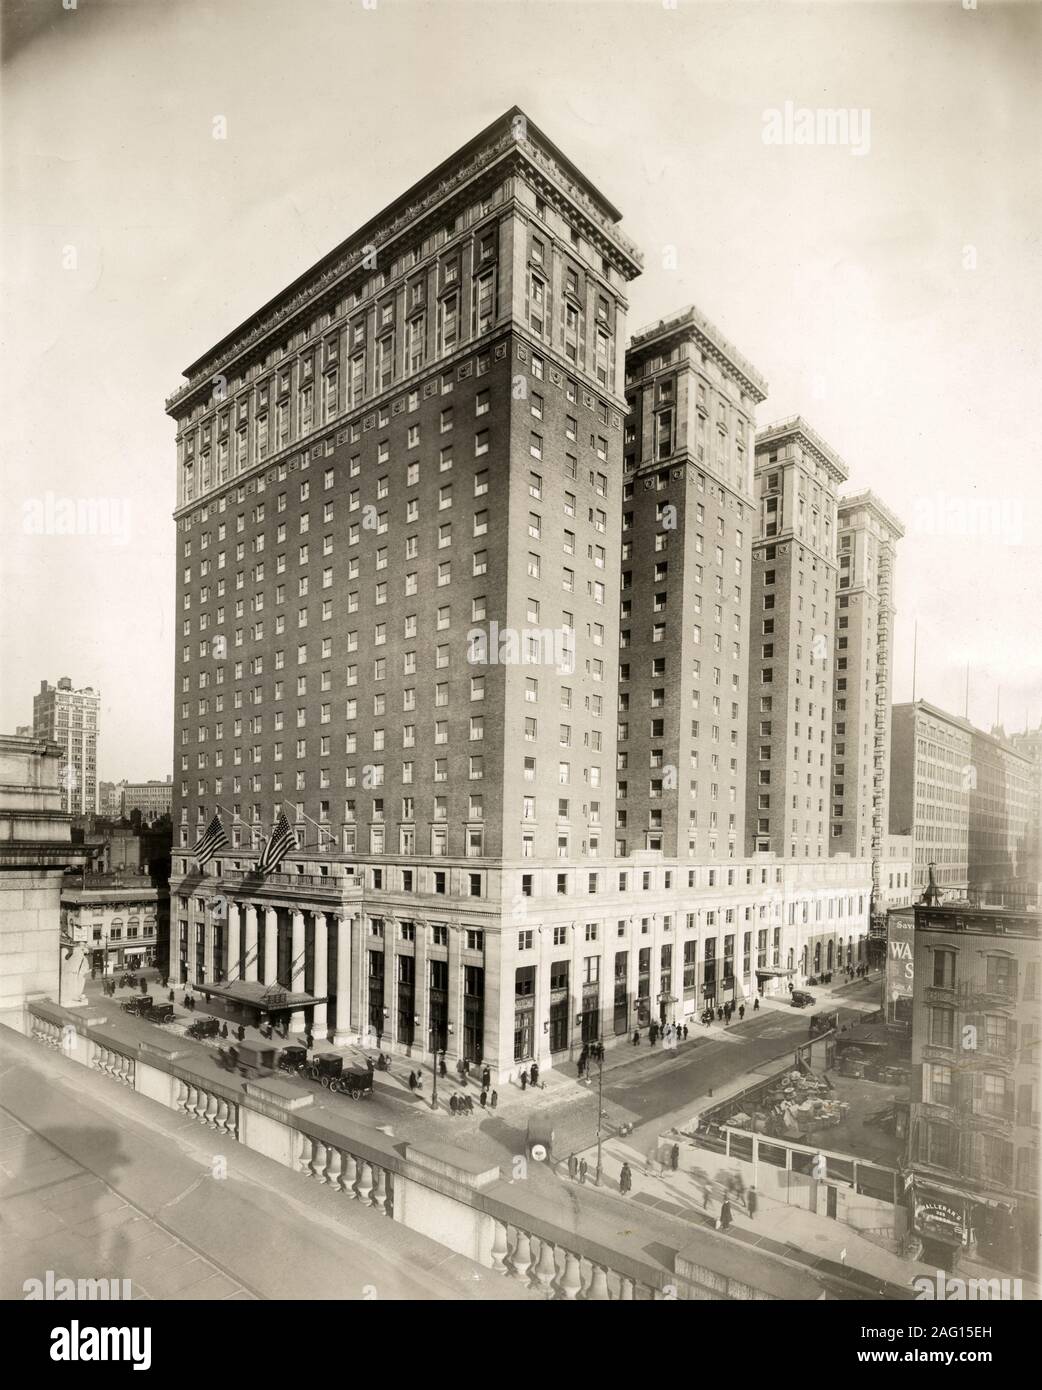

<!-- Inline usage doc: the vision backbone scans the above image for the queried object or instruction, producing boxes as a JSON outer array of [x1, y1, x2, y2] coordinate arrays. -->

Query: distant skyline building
[[967, 726, 1035, 905], [119, 777, 173, 822], [890, 700, 972, 897], [745, 417, 848, 859], [32, 677, 100, 816]]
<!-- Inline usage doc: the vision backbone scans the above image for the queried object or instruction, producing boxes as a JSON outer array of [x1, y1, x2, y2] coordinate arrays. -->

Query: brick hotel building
[[166, 109, 872, 1079]]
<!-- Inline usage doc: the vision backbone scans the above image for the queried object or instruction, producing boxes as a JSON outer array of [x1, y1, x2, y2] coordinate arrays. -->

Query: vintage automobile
[[790, 990, 817, 1008], [277, 1044, 308, 1075], [217, 1042, 278, 1078], [186, 1016, 221, 1040], [300, 1052, 374, 1099], [144, 1002, 176, 1025], [120, 995, 153, 1016]]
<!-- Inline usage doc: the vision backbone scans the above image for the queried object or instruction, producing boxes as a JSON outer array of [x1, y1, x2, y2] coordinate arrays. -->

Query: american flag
[[257, 812, 296, 875], [192, 812, 228, 867]]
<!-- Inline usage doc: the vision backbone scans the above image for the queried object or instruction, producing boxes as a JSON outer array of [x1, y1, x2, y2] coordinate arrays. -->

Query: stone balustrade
[[296, 1133, 394, 1217], [22, 998, 830, 1301], [174, 1077, 239, 1137], [91, 1041, 136, 1088]]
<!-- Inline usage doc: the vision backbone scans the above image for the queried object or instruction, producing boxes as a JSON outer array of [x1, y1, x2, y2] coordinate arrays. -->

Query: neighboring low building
[[61, 873, 164, 976], [0, 734, 90, 1016], [880, 833, 914, 911], [907, 901, 1040, 1277]]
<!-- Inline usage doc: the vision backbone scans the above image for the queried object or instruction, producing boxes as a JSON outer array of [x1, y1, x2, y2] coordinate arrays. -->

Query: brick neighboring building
[[164, 109, 872, 1078], [618, 305, 767, 861], [907, 901, 1040, 1277], [890, 701, 972, 898], [745, 417, 848, 859]]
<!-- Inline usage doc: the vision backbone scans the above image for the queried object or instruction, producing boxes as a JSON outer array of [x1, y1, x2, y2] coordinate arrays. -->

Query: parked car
[[120, 995, 153, 1016], [790, 990, 816, 1008], [186, 1016, 221, 1040], [144, 1003, 176, 1024]]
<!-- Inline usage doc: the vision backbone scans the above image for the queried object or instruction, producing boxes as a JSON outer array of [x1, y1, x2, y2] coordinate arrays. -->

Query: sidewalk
[[583, 1133, 930, 1295]]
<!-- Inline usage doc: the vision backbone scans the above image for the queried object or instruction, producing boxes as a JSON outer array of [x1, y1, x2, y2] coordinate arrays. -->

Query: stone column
[[333, 915, 353, 1044], [263, 907, 278, 985], [291, 909, 306, 1034], [226, 901, 241, 983], [244, 904, 259, 983], [187, 914, 199, 987], [312, 912, 328, 1039], [203, 906, 215, 984]]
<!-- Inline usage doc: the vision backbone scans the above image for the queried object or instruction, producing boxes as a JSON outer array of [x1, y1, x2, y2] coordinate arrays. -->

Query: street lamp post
[[595, 1044, 605, 1185]]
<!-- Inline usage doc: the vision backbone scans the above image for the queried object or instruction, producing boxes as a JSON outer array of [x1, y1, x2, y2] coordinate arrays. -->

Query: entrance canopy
[[755, 966, 795, 979], [194, 979, 325, 1023]]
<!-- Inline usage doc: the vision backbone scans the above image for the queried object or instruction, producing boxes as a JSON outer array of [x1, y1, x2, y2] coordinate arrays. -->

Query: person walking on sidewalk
[[718, 1197, 733, 1231], [490, 1089, 498, 1109], [753, 998, 759, 1011], [747, 1187, 758, 1220], [670, 1143, 680, 1172], [739, 1004, 745, 1021], [568, 1153, 579, 1182], [482, 1064, 491, 1091], [619, 1162, 632, 1196], [480, 1088, 488, 1109], [520, 1068, 529, 1091], [530, 1061, 540, 1088], [632, 1029, 640, 1046], [578, 1158, 589, 1184]]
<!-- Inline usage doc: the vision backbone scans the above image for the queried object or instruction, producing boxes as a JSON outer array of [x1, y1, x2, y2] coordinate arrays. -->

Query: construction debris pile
[[726, 1067, 848, 1138]]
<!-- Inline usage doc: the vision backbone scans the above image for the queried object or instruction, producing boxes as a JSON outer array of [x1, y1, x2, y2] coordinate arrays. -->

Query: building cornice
[[755, 415, 849, 486], [838, 489, 905, 539], [165, 112, 642, 418], [627, 304, 768, 403]]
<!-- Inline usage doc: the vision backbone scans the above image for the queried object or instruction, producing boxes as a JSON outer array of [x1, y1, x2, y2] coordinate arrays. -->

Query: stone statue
[[59, 940, 89, 1008]]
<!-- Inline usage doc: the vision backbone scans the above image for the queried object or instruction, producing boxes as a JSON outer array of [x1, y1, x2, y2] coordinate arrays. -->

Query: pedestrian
[[408, 1070, 417, 1091], [717, 1006, 723, 1022], [519, 1068, 528, 1091], [139, 977, 147, 995], [718, 1197, 733, 1231], [753, 998, 760, 1011], [670, 1143, 680, 1172], [480, 1088, 487, 1109], [530, 1062, 540, 1088], [237, 1024, 245, 1042], [482, 1065, 491, 1091], [739, 1004, 745, 1020], [220, 1022, 228, 1039], [439, 1053, 447, 1078], [619, 1162, 632, 1196], [632, 1029, 640, 1046], [449, 1093, 458, 1116], [649, 1023, 658, 1046], [682, 1024, 688, 1041], [747, 1187, 758, 1220], [578, 1158, 588, 1185], [168, 988, 174, 1003], [463, 1058, 471, 1079], [490, 1089, 498, 1109], [568, 1153, 579, 1182]]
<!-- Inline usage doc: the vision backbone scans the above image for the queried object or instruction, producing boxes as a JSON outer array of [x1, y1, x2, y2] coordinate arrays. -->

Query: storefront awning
[[756, 966, 795, 978]]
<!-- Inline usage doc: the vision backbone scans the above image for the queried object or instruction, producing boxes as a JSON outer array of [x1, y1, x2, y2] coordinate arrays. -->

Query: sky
[[1, 0, 1040, 780]]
